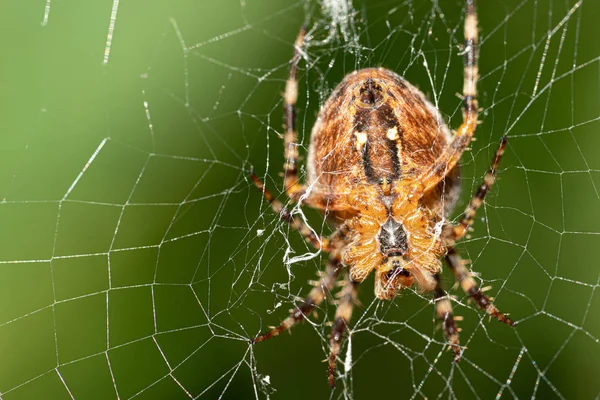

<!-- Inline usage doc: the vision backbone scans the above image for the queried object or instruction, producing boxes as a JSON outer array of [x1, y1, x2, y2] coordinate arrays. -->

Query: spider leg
[[445, 248, 514, 326], [328, 276, 358, 388], [251, 253, 342, 343], [251, 173, 331, 251], [447, 136, 507, 242], [417, 0, 480, 193], [433, 274, 461, 361], [283, 27, 307, 202]]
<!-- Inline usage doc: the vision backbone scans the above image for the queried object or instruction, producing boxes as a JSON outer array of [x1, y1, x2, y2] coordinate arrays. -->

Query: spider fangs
[[251, 0, 514, 389]]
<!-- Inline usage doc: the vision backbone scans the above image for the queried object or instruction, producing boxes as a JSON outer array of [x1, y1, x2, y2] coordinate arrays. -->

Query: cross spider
[[251, 0, 514, 388]]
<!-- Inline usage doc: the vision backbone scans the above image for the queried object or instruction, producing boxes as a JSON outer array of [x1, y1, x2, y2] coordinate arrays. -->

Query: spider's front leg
[[446, 136, 507, 242], [440, 134, 513, 326], [445, 249, 514, 326], [433, 274, 462, 361], [441, 135, 513, 325], [437, 133, 512, 355]]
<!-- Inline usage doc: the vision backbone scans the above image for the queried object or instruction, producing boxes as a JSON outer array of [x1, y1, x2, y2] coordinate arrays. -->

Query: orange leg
[[419, 0, 480, 193], [447, 136, 507, 242], [282, 27, 307, 201], [433, 274, 462, 361], [445, 248, 514, 326], [251, 173, 331, 251], [328, 276, 358, 388]]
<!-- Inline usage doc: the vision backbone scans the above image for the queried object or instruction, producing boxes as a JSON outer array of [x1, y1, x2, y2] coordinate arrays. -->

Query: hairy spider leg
[[417, 0, 480, 193], [251, 253, 342, 343], [445, 249, 514, 326], [328, 276, 358, 388], [283, 27, 307, 201], [251, 173, 331, 251], [448, 136, 507, 242], [433, 274, 462, 362]]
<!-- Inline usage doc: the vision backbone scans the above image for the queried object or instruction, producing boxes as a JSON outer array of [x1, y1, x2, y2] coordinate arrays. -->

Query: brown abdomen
[[307, 68, 456, 208]]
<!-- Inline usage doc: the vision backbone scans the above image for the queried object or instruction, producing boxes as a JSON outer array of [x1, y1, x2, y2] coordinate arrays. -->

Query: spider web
[[1, 0, 599, 398]]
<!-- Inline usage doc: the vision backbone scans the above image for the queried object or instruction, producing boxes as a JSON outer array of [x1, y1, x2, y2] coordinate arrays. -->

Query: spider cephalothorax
[[251, 0, 514, 389]]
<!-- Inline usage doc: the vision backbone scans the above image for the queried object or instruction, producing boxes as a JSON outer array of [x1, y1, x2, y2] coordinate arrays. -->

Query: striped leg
[[251, 254, 342, 343], [448, 135, 507, 242], [283, 27, 307, 201], [418, 0, 480, 193], [433, 274, 462, 361], [462, 0, 480, 125], [251, 173, 331, 251], [445, 248, 514, 326], [328, 276, 358, 388]]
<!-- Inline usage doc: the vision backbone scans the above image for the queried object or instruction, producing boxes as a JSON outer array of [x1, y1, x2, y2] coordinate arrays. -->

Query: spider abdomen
[[306, 68, 453, 204]]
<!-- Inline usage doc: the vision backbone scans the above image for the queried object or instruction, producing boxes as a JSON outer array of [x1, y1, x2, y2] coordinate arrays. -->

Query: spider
[[250, 0, 514, 388]]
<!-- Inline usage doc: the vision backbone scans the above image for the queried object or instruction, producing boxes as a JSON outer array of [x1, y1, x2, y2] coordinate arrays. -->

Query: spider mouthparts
[[386, 266, 410, 280]]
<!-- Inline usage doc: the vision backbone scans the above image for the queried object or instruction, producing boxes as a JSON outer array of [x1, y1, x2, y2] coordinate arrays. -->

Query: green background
[[1, 0, 599, 398]]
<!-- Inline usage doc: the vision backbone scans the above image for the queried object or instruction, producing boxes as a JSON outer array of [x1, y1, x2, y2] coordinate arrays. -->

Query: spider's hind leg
[[417, 0, 480, 193], [282, 27, 307, 202], [251, 173, 331, 251], [251, 254, 342, 343]]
